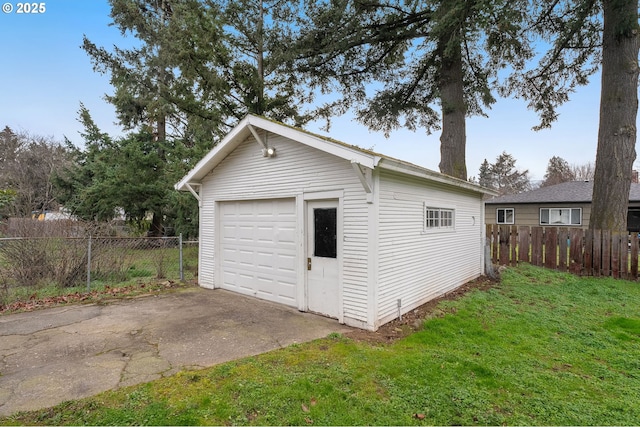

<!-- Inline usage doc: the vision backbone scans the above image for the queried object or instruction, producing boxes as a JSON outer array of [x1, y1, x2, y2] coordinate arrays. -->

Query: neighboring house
[[176, 114, 495, 331], [485, 181, 640, 231], [31, 207, 74, 221]]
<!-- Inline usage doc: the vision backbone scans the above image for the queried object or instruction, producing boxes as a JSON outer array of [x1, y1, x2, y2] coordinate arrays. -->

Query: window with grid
[[425, 206, 455, 230]]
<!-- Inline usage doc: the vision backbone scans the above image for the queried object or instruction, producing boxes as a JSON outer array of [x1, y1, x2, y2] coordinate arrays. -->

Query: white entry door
[[306, 200, 339, 318]]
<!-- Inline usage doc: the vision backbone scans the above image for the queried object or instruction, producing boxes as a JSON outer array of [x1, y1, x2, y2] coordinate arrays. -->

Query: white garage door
[[219, 199, 297, 307]]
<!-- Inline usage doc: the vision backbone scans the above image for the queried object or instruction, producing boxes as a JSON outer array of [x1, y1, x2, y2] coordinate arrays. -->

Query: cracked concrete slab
[[0, 287, 351, 417]]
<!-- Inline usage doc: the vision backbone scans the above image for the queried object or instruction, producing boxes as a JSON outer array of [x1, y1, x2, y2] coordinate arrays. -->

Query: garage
[[176, 114, 492, 330], [218, 199, 297, 307]]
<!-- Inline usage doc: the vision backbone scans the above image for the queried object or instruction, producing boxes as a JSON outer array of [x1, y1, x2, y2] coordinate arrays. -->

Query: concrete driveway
[[0, 287, 351, 417]]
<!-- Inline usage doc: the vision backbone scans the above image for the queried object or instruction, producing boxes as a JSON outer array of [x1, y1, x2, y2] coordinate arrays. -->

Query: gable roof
[[486, 181, 640, 204], [175, 114, 496, 196]]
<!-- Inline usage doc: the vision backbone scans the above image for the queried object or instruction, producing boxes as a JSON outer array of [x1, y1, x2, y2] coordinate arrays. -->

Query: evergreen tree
[[291, 0, 532, 180], [219, 0, 313, 125], [55, 105, 121, 222], [478, 152, 531, 196], [478, 159, 495, 189], [78, 0, 313, 236], [56, 106, 201, 237], [541, 156, 575, 187], [83, 0, 312, 140]]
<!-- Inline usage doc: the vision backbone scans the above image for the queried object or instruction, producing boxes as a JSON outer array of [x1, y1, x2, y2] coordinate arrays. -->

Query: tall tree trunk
[[438, 36, 468, 180], [148, 0, 170, 238], [149, 113, 166, 237], [256, 1, 265, 115], [590, 0, 639, 232]]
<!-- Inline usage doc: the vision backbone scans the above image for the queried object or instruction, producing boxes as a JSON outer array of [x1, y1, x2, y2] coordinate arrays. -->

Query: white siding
[[377, 169, 484, 325], [199, 134, 371, 325], [198, 193, 215, 289]]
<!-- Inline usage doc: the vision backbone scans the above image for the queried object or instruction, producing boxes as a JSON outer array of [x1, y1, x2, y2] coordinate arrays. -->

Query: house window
[[425, 206, 455, 230], [540, 208, 582, 226], [496, 208, 514, 224]]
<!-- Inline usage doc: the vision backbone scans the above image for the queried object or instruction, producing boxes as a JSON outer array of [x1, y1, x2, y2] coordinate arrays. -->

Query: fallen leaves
[[301, 397, 318, 423], [0, 280, 183, 314]]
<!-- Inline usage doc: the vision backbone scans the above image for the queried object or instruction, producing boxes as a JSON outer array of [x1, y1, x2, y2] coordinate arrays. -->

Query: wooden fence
[[486, 224, 640, 280]]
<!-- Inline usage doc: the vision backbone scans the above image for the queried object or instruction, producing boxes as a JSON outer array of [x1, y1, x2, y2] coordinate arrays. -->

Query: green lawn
[[2, 264, 639, 425]]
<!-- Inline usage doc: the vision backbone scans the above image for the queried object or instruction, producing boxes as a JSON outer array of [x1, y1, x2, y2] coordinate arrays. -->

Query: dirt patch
[[344, 276, 499, 344]]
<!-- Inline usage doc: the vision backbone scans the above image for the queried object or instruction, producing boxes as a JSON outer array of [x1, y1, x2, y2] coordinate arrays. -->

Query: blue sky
[[0, 0, 624, 181]]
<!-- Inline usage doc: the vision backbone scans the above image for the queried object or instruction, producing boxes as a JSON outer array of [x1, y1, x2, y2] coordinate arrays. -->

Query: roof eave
[[175, 114, 495, 198], [485, 199, 592, 205], [378, 158, 498, 196]]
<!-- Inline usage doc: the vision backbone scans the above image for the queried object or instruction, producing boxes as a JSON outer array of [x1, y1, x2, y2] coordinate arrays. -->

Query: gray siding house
[[485, 181, 640, 231], [176, 115, 494, 330]]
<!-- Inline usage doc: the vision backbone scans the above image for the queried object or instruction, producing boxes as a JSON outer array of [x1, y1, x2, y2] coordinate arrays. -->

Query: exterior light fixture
[[262, 147, 276, 158]]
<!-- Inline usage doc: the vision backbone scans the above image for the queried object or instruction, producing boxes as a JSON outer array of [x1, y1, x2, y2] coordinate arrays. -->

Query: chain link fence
[[0, 219, 198, 309]]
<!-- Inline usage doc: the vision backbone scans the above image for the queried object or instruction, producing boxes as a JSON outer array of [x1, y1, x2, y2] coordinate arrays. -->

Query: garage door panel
[[277, 254, 296, 273], [219, 199, 298, 307], [239, 250, 255, 266], [256, 226, 276, 242], [256, 251, 275, 268]]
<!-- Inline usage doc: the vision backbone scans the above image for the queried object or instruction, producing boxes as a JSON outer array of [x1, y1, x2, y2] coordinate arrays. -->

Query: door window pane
[[314, 208, 337, 258]]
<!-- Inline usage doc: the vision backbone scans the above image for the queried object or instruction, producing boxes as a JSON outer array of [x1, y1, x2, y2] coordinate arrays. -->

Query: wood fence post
[[583, 229, 593, 276], [611, 231, 619, 278], [486, 224, 493, 263], [531, 227, 543, 266], [602, 229, 611, 277], [618, 232, 627, 279], [499, 225, 510, 265], [631, 232, 639, 280], [492, 224, 499, 264], [518, 226, 530, 263], [510, 225, 518, 266], [569, 228, 583, 275], [593, 229, 602, 277], [558, 227, 569, 272], [545, 227, 558, 270]]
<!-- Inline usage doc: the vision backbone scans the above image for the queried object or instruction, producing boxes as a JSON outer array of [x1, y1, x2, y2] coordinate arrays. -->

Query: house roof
[[175, 114, 496, 196], [485, 181, 640, 204]]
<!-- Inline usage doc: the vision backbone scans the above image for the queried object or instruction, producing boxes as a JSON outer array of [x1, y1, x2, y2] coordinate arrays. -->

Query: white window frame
[[424, 205, 455, 231], [496, 208, 515, 224], [539, 207, 582, 226]]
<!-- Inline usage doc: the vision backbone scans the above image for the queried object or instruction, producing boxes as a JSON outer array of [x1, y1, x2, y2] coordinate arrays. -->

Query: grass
[[2, 264, 640, 425]]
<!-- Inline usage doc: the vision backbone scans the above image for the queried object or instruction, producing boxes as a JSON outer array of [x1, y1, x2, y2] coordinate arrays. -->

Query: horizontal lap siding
[[199, 135, 370, 323], [377, 170, 483, 324], [485, 203, 592, 228], [198, 199, 216, 289]]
